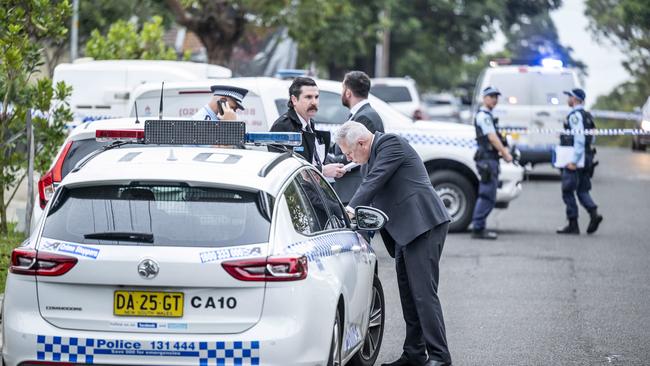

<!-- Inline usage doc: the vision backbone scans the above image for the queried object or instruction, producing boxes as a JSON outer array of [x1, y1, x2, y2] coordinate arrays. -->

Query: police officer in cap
[[557, 88, 603, 234], [471, 86, 513, 240], [192, 85, 248, 121]]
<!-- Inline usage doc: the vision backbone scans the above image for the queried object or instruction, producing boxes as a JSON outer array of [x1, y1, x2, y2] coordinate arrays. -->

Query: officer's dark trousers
[[394, 222, 451, 364], [471, 159, 499, 231], [561, 168, 597, 219]]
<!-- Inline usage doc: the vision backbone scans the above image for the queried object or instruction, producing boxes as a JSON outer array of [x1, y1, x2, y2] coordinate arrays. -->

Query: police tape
[[500, 128, 650, 136]]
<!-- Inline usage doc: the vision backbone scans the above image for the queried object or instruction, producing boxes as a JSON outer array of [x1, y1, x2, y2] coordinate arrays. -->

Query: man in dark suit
[[333, 71, 385, 203], [270, 77, 346, 178], [336, 121, 452, 366]]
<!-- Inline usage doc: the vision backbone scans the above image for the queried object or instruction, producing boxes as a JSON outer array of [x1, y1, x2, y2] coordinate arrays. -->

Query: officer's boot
[[556, 219, 580, 234], [587, 209, 603, 234]]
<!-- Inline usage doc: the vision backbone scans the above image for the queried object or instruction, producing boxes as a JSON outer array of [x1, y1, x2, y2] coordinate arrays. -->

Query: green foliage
[[79, 0, 173, 48], [388, 0, 563, 90], [586, 0, 650, 110], [85, 16, 177, 60], [285, 0, 385, 72], [0, 0, 72, 233], [0, 222, 26, 293]]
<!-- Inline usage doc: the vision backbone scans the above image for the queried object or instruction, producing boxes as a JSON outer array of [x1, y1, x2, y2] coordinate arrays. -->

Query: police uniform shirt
[[297, 113, 325, 166], [568, 104, 586, 164], [192, 104, 220, 121], [476, 107, 496, 135]]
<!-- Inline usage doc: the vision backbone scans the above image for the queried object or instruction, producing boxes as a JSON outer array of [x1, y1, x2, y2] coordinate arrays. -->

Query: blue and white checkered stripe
[[399, 132, 477, 148], [198, 341, 260, 366], [37, 336, 95, 364], [36, 336, 260, 365]]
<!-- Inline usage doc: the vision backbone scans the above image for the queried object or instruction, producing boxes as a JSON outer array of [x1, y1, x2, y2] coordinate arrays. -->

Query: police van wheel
[[350, 275, 385, 366], [430, 170, 476, 232]]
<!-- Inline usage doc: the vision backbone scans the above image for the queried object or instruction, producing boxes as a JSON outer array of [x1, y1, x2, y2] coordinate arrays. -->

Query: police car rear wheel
[[430, 170, 476, 232], [350, 275, 385, 366], [328, 308, 342, 366]]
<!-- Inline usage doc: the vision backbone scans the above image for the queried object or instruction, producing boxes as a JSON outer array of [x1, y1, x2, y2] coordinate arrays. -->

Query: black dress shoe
[[382, 355, 416, 366], [471, 229, 498, 240], [424, 360, 452, 366]]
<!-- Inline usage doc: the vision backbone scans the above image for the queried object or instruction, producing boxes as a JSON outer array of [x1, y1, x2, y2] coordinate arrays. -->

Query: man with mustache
[[270, 77, 347, 178]]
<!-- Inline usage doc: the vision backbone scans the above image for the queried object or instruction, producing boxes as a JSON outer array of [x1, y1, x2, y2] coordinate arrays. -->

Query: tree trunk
[[199, 35, 234, 66], [166, 0, 246, 67], [25, 109, 34, 234], [0, 182, 6, 235]]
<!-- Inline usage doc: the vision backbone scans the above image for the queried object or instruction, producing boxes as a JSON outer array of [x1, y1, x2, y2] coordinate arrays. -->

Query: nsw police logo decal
[[138, 259, 159, 279]]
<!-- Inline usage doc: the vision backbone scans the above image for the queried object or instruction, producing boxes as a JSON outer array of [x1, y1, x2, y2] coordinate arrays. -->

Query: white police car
[[5, 122, 387, 366], [129, 77, 524, 232]]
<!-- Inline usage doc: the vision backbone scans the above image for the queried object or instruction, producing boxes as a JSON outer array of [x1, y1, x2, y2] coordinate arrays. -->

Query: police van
[[126, 78, 523, 232], [472, 59, 581, 165], [52, 59, 231, 127]]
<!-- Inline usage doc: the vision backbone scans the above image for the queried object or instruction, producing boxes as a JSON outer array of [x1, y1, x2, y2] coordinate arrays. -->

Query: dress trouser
[[561, 168, 597, 219], [471, 158, 499, 230], [394, 222, 451, 364]]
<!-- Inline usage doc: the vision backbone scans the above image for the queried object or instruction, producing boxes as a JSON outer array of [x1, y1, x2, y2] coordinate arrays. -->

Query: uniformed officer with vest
[[191, 85, 248, 121], [557, 88, 603, 234], [471, 86, 513, 240]]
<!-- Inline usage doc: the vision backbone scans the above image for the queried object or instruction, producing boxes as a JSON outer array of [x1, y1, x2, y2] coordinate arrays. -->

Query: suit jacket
[[349, 132, 451, 257], [270, 108, 331, 167], [332, 102, 385, 203], [351, 102, 385, 134]]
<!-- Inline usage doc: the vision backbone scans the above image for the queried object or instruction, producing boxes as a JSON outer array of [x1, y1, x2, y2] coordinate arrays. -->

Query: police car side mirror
[[354, 206, 388, 231]]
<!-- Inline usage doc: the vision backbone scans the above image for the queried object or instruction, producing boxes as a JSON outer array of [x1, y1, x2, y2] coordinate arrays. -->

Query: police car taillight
[[38, 140, 73, 209], [222, 256, 308, 282], [10, 248, 78, 276], [95, 129, 144, 142]]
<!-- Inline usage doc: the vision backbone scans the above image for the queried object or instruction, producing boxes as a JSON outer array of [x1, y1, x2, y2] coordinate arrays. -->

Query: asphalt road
[[374, 147, 650, 366]]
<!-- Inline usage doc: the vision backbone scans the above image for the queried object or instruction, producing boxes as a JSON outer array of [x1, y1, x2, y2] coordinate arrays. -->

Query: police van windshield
[[489, 72, 576, 106], [42, 185, 271, 247]]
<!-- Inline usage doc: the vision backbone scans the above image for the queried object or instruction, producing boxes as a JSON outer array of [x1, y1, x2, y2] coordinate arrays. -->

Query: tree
[[84, 16, 178, 60], [388, 0, 563, 90], [0, 1, 72, 234], [586, 0, 650, 106], [165, 0, 278, 66]]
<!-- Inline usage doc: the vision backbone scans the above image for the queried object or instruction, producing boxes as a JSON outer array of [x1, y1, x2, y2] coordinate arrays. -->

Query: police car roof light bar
[[95, 122, 302, 147]]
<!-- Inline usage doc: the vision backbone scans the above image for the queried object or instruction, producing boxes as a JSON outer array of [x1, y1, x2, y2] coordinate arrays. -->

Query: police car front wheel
[[430, 170, 476, 232]]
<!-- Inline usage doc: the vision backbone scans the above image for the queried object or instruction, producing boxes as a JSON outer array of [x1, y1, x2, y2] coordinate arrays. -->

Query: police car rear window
[[42, 185, 271, 247]]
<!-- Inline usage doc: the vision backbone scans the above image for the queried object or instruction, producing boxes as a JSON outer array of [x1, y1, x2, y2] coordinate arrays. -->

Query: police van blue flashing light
[[541, 58, 564, 68]]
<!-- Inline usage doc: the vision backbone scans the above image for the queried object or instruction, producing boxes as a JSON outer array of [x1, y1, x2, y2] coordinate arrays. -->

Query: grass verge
[[0, 223, 27, 293]]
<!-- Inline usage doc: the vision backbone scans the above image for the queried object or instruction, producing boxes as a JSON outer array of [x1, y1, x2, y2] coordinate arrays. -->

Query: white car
[[128, 77, 523, 231], [6, 124, 387, 366], [370, 77, 423, 120]]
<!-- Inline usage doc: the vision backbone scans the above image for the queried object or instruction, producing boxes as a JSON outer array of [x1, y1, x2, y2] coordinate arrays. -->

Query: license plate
[[114, 291, 184, 317]]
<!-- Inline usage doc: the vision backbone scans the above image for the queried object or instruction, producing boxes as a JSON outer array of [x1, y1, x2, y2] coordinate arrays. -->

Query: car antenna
[[158, 81, 164, 120], [134, 101, 140, 124]]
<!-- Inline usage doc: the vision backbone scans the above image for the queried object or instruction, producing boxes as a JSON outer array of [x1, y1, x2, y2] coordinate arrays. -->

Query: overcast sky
[[484, 0, 630, 107]]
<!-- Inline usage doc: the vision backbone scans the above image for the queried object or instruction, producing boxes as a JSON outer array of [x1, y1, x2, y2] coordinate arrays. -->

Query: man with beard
[[333, 70, 385, 203], [270, 77, 346, 179]]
